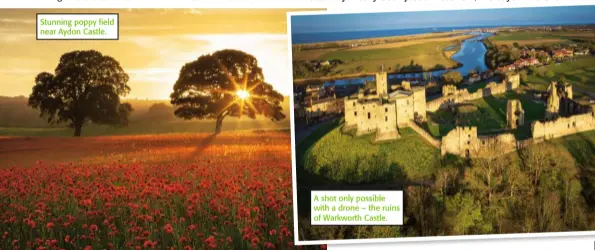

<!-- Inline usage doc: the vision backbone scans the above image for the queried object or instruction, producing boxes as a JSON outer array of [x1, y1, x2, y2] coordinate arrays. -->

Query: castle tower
[[442, 84, 457, 96], [376, 65, 388, 96], [506, 73, 520, 90], [546, 82, 560, 120], [507, 100, 525, 129], [564, 83, 573, 100]]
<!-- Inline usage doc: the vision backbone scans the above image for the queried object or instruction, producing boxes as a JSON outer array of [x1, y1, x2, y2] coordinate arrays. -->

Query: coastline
[[293, 31, 465, 48]]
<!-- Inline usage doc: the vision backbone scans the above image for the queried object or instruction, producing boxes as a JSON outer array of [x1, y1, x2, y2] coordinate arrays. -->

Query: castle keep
[[343, 71, 426, 141]]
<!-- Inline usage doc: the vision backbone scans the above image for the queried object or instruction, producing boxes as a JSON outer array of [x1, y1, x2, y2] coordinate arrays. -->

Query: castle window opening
[[385, 108, 388, 112], [354, 111, 357, 116], [368, 112, 371, 119], [385, 116, 388, 121]]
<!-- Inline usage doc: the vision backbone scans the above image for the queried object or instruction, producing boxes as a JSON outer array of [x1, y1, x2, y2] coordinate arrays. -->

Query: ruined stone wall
[[395, 97, 412, 128], [532, 111, 595, 140], [507, 100, 524, 129], [407, 121, 441, 148], [426, 74, 520, 113], [344, 98, 358, 129], [441, 127, 479, 156], [476, 133, 517, 158], [413, 87, 427, 120], [375, 102, 399, 141], [344, 97, 399, 140], [441, 126, 518, 158]]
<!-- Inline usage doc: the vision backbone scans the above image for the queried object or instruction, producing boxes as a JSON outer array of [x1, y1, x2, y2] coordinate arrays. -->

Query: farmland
[[526, 56, 595, 92], [489, 31, 595, 46], [292, 33, 473, 80], [0, 131, 295, 249]]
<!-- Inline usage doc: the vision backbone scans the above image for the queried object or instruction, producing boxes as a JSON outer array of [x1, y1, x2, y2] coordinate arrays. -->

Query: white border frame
[[288, 0, 595, 246]]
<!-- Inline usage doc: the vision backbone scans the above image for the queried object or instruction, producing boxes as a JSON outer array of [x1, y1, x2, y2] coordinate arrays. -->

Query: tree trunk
[[215, 114, 224, 134], [74, 123, 83, 137]]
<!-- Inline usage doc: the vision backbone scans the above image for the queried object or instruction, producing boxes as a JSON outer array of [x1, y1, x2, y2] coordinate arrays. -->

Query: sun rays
[[212, 58, 270, 120]]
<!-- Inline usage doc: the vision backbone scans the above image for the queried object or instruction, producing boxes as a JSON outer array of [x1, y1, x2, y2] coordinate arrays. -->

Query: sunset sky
[[0, 9, 301, 99]]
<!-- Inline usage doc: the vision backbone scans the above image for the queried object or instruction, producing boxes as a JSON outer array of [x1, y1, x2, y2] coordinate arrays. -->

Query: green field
[[491, 31, 569, 42], [490, 31, 595, 46], [527, 56, 595, 92], [296, 115, 595, 240], [293, 39, 464, 79], [297, 119, 440, 184], [427, 92, 545, 138], [322, 40, 458, 69]]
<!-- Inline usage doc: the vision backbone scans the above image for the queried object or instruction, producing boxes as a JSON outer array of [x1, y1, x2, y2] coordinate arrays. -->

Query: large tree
[[170, 49, 285, 134], [442, 71, 463, 86], [28, 50, 132, 137]]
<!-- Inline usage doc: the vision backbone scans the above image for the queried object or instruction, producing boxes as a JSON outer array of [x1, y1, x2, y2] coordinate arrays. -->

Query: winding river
[[322, 32, 494, 87]]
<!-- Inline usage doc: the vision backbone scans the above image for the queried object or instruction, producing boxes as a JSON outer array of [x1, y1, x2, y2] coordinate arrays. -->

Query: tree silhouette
[[170, 49, 285, 134], [28, 50, 133, 137]]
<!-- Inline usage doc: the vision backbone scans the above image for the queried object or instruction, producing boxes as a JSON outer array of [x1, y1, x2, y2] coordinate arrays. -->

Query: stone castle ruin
[[343, 70, 426, 142], [507, 100, 525, 129], [426, 73, 521, 112], [532, 82, 595, 141], [341, 69, 595, 159]]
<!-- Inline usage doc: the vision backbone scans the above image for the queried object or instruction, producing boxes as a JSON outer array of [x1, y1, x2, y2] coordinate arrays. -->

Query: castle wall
[[532, 111, 595, 140], [344, 96, 399, 140], [426, 73, 520, 113], [441, 126, 519, 158], [395, 97, 412, 128], [344, 98, 358, 129], [441, 127, 479, 157], [356, 101, 381, 135], [375, 102, 399, 141], [407, 121, 441, 148], [412, 88, 427, 120]]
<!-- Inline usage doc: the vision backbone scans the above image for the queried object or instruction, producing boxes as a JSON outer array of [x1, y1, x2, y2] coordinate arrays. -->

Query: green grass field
[[527, 57, 595, 92], [320, 41, 460, 75], [491, 31, 568, 41], [489, 31, 595, 46], [297, 119, 440, 184]]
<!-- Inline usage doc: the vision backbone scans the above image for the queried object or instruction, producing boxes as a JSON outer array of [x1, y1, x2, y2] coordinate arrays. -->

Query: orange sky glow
[[0, 9, 306, 99]]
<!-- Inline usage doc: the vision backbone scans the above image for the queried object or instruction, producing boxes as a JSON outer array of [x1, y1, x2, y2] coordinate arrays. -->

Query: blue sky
[[291, 5, 595, 33]]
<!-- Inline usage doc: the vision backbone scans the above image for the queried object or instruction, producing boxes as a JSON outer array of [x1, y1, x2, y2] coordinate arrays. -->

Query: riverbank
[[294, 61, 464, 85], [293, 32, 476, 82]]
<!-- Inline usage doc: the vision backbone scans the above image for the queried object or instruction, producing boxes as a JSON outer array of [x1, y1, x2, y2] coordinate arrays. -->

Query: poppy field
[[0, 131, 297, 249]]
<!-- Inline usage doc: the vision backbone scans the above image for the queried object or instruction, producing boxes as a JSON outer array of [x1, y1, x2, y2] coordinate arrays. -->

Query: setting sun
[[236, 89, 250, 100]]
